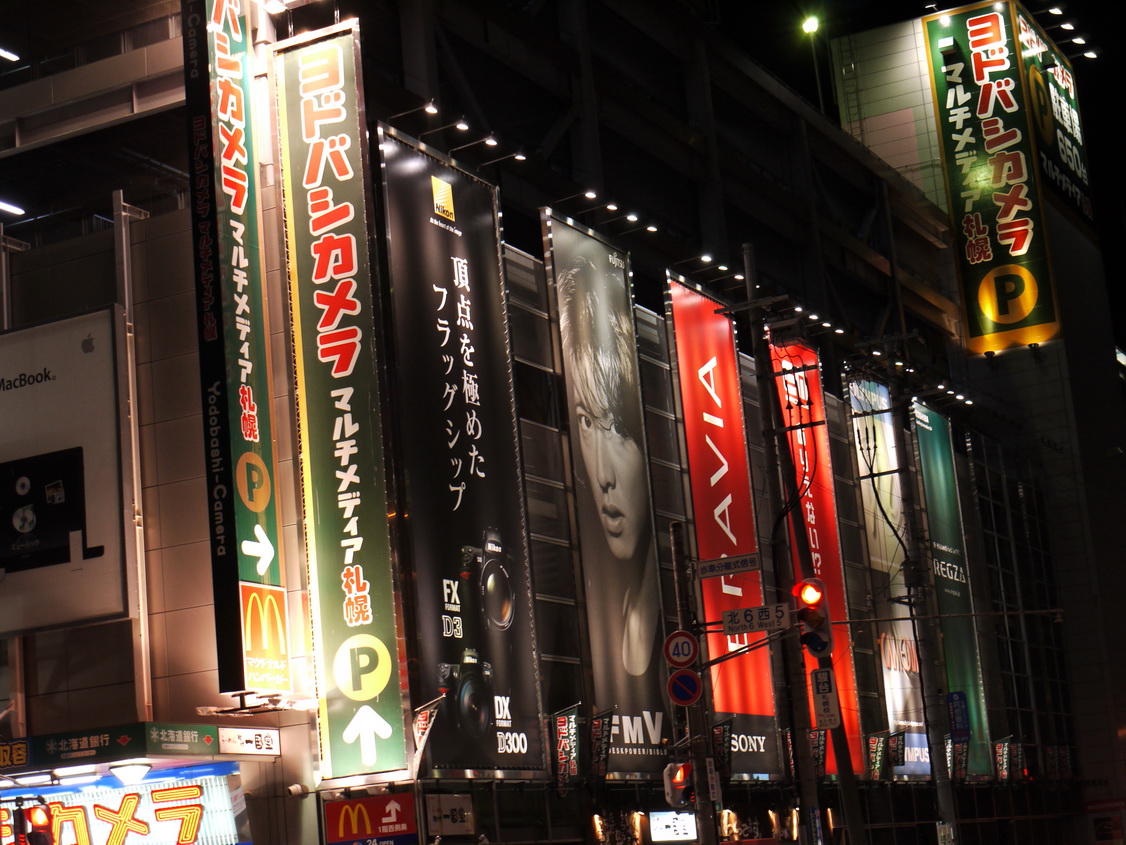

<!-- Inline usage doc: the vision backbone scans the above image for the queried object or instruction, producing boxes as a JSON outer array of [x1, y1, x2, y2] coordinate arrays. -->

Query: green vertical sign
[[274, 24, 407, 778], [913, 402, 990, 775], [922, 1, 1057, 353], [182, 0, 288, 693]]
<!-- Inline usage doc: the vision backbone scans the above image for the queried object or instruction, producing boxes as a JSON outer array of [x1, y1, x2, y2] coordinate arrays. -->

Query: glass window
[[525, 478, 569, 540]]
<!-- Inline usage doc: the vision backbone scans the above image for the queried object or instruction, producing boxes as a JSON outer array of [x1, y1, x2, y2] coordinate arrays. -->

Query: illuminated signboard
[[0, 763, 248, 845], [544, 213, 669, 775], [0, 309, 132, 634], [182, 0, 288, 693], [849, 381, 928, 775], [273, 24, 408, 778], [668, 279, 779, 777], [770, 340, 863, 773], [1014, 6, 1091, 223], [324, 792, 416, 845], [923, 0, 1060, 353], [381, 134, 544, 774], [913, 402, 991, 775]]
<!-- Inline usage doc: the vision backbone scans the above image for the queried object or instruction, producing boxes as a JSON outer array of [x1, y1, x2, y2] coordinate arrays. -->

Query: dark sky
[[720, 0, 1126, 346]]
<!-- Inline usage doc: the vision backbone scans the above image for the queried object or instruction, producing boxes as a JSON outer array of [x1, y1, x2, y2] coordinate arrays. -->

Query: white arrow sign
[[382, 799, 401, 824], [241, 523, 276, 576], [343, 705, 394, 766]]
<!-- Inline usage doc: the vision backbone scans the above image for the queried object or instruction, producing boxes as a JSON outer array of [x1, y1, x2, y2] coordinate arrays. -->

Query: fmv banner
[[544, 214, 670, 775], [668, 280, 779, 777], [380, 133, 544, 773]]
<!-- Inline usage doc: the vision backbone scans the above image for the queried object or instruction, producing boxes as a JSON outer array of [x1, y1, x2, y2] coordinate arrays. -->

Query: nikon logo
[[432, 176, 455, 221], [0, 368, 56, 391]]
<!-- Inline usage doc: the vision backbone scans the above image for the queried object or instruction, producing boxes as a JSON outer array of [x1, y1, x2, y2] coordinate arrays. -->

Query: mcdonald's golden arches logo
[[240, 583, 288, 657], [338, 802, 373, 838]]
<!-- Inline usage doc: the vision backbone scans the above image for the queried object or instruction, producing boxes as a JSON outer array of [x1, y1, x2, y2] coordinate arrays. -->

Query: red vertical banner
[[669, 280, 779, 776], [770, 339, 862, 774]]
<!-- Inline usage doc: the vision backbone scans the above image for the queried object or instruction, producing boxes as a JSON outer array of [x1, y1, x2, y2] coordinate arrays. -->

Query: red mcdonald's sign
[[239, 583, 291, 692]]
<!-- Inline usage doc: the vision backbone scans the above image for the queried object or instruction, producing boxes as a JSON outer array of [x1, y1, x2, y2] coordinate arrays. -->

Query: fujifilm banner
[[545, 213, 670, 775], [380, 132, 544, 774], [669, 279, 779, 777]]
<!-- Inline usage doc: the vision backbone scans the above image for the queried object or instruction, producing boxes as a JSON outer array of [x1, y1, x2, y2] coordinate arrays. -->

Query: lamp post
[[803, 16, 825, 114]]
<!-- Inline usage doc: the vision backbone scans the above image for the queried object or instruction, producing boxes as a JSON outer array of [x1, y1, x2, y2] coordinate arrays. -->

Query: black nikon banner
[[544, 214, 670, 775], [379, 132, 543, 773]]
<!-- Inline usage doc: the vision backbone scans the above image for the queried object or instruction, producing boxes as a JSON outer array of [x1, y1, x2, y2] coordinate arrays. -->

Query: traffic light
[[793, 577, 834, 656], [662, 761, 694, 809], [15, 804, 53, 845]]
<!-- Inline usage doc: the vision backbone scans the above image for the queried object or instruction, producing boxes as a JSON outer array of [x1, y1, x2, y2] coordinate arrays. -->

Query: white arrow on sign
[[241, 523, 275, 576], [343, 705, 394, 766], [382, 799, 401, 824]]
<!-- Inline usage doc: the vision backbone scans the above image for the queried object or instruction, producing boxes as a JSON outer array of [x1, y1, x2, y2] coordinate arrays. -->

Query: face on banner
[[770, 339, 862, 775], [546, 214, 668, 774], [668, 280, 779, 777], [849, 380, 928, 776], [381, 134, 543, 774]]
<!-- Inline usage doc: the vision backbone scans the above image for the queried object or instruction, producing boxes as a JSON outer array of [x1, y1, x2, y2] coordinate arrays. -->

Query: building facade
[[0, 1, 1120, 843]]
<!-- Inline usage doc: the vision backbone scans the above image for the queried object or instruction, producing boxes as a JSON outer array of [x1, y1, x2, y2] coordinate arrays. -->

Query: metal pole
[[743, 244, 823, 845], [113, 190, 153, 722], [669, 521, 719, 845], [810, 35, 825, 114], [767, 372, 867, 845]]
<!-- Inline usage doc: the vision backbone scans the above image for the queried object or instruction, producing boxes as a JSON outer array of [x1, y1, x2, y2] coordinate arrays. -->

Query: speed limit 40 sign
[[663, 630, 699, 668]]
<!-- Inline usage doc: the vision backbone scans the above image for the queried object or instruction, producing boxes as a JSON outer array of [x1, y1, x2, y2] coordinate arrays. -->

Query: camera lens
[[457, 670, 493, 738], [480, 559, 514, 630]]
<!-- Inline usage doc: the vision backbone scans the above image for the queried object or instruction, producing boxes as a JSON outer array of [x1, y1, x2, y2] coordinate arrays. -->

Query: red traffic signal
[[662, 761, 695, 809], [15, 804, 53, 845], [793, 577, 834, 656]]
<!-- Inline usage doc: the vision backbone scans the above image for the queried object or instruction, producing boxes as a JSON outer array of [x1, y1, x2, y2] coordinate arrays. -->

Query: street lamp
[[802, 15, 825, 114]]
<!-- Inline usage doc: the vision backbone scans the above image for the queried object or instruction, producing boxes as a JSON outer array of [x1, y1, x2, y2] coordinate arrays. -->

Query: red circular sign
[[667, 668, 703, 707], [663, 630, 699, 668]]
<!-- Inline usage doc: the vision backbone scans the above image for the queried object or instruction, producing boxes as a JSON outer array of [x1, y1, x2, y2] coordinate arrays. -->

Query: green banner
[[274, 24, 407, 777], [922, 1, 1057, 353], [183, 0, 288, 694], [913, 403, 990, 775]]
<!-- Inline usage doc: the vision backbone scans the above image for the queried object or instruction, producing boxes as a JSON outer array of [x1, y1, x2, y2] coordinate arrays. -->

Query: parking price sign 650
[[721, 603, 790, 636]]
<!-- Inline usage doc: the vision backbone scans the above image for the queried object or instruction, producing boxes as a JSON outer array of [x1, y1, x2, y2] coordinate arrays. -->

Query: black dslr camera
[[436, 528, 514, 739], [476, 528, 514, 632], [437, 647, 494, 739]]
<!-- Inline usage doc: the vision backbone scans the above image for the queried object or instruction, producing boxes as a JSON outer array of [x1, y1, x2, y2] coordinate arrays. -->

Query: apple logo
[[81, 334, 95, 353]]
